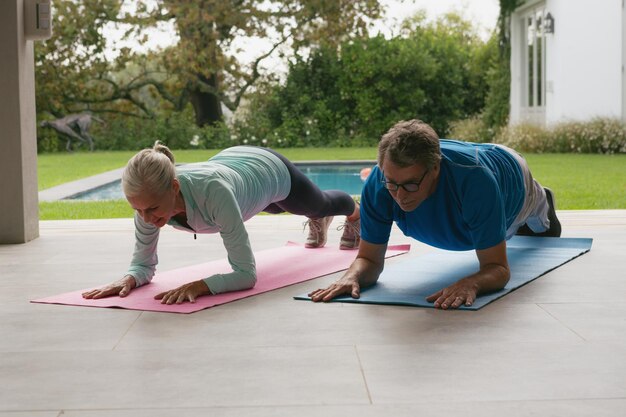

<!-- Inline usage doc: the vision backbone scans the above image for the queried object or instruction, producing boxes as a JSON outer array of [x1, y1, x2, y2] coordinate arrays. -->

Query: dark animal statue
[[40, 113, 105, 152]]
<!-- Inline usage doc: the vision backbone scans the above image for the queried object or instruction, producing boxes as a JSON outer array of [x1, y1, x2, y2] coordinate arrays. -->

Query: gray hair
[[122, 141, 176, 198], [377, 119, 442, 170]]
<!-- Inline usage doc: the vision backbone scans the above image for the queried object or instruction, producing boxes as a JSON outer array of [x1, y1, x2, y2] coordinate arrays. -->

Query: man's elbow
[[496, 264, 511, 289], [480, 263, 510, 292]]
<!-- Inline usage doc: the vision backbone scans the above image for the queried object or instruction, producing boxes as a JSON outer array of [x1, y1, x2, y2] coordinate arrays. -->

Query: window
[[522, 7, 547, 109]]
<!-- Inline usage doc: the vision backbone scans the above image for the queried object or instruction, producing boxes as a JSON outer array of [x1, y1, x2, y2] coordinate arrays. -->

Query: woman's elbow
[[242, 271, 257, 290]]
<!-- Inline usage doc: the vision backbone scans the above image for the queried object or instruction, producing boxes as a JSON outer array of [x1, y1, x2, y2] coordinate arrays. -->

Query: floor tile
[[0, 305, 140, 353], [54, 400, 626, 417], [358, 341, 626, 403], [115, 300, 582, 350], [538, 303, 626, 342], [0, 346, 367, 410]]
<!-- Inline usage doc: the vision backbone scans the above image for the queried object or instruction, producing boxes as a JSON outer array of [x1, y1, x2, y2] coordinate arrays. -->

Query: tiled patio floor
[[1, 210, 625, 416]]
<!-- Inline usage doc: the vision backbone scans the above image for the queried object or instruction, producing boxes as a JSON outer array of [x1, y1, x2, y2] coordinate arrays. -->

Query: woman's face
[[126, 179, 180, 228]]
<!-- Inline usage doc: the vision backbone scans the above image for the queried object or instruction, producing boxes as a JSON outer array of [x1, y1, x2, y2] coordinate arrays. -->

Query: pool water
[[68, 163, 376, 201]]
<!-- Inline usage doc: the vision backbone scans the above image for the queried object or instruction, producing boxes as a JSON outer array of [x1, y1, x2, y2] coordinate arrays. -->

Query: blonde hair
[[378, 119, 442, 170], [122, 141, 176, 198]]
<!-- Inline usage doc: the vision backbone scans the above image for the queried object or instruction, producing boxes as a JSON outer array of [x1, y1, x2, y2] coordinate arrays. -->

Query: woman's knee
[[262, 203, 285, 214]]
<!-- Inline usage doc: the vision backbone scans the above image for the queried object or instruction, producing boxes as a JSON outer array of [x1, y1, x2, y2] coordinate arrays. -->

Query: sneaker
[[304, 216, 334, 248], [338, 218, 361, 250], [542, 187, 562, 237], [515, 187, 562, 237]]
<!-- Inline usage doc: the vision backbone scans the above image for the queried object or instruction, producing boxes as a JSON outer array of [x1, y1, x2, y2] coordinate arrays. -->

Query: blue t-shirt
[[361, 140, 525, 251]]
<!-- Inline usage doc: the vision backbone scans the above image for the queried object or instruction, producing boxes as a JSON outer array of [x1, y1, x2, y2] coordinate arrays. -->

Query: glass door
[[521, 5, 547, 124]]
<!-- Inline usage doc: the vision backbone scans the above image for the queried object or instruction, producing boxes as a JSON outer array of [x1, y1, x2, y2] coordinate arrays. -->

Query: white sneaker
[[304, 216, 334, 248], [338, 218, 361, 250]]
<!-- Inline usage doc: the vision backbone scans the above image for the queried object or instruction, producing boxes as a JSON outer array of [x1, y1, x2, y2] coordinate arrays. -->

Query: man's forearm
[[348, 256, 384, 288], [468, 263, 510, 295]]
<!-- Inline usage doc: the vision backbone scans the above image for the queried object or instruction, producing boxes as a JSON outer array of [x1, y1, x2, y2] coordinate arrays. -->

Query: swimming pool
[[67, 162, 376, 201]]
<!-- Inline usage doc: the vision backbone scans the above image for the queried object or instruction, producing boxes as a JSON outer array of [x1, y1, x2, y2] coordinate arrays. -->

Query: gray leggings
[[261, 148, 356, 219]]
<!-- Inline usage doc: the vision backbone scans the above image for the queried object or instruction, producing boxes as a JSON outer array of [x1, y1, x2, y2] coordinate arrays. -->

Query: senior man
[[309, 119, 561, 309]]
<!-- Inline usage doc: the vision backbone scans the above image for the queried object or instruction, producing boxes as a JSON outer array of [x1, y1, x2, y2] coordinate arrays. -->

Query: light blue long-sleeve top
[[125, 146, 291, 294]]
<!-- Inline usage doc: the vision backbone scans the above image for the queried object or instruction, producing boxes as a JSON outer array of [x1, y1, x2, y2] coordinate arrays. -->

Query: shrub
[[37, 126, 65, 153], [491, 118, 626, 154], [73, 107, 235, 151], [448, 114, 498, 143], [448, 116, 626, 154], [237, 12, 493, 147], [482, 37, 511, 129], [494, 123, 551, 153], [550, 118, 626, 154]]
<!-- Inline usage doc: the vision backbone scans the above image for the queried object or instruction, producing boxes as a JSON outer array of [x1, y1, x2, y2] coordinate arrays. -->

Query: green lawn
[[38, 150, 626, 220], [523, 154, 626, 210], [39, 200, 135, 220]]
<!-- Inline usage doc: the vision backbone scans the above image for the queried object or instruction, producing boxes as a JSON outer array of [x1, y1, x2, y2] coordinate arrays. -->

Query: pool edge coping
[[39, 160, 377, 201]]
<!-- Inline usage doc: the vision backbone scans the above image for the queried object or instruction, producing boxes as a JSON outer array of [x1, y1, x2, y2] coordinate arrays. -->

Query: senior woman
[[82, 142, 360, 304]]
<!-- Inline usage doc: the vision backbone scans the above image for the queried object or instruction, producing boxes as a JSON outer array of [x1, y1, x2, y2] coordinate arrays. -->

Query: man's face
[[381, 159, 435, 212]]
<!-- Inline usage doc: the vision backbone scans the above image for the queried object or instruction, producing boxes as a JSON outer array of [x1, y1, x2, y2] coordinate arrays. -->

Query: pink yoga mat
[[31, 242, 410, 314]]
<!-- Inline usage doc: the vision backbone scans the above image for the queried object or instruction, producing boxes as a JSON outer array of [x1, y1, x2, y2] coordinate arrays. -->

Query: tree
[[37, 0, 385, 126], [482, 0, 524, 128], [159, 0, 384, 126], [245, 11, 493, 146], [35, 0, 121, 118]]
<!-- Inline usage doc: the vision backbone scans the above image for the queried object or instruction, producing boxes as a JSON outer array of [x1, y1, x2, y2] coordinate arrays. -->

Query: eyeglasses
[[381, 169, 429, 192]]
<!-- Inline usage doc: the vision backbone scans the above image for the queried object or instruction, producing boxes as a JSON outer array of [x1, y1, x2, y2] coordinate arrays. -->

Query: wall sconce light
[[544, 12, 555, 34]]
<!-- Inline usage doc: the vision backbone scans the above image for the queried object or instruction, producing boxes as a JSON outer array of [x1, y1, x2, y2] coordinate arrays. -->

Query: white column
[[623, 0, 626, 123], [0, 0, 40, 243]]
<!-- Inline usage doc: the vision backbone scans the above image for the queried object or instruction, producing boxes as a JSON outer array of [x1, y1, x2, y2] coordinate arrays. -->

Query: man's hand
[[427, 241, 510, 309], [308, 276, 361, 302], [155, 280, 211, 304], [426, 278, 478, 309], [308, 240, 387, 302], [82, 275, 137, 299]]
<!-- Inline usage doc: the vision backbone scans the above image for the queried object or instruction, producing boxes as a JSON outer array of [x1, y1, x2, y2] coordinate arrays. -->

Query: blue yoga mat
[[295, 236, 593, 310]]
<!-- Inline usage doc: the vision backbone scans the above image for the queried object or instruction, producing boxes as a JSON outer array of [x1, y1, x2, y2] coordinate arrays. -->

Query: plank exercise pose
[[83, 144, 360, 304], [309, 119, 561, 309]]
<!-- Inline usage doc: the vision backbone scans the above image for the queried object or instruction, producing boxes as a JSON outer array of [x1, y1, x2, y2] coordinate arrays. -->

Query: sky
[[106, 0, 501, 65], [378, 0, 500, 38]]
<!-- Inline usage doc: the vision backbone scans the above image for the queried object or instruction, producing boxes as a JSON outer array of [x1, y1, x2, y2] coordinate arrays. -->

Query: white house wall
[[511, 0, 623, 125]]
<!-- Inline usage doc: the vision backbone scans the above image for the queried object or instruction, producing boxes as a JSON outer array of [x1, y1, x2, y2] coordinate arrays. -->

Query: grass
[[39, 200, 134, 220], [37, 150, 626, 220], [38, 151, 138, 191], [524, 154, 626, 209]]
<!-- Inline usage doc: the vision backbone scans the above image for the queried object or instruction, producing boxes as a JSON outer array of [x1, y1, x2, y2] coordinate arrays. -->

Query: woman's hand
[[82, 275, 137, 299], [155, 280, 211, 304]]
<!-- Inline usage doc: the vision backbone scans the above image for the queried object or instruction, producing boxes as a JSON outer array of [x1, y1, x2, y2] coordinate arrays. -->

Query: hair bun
[[152, 140, 175, 164]]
